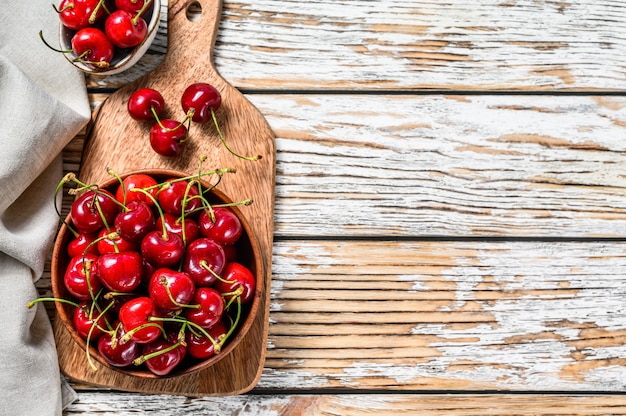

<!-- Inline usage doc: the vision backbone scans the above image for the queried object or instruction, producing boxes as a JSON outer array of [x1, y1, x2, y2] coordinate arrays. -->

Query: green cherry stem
[[133, 339, 183, 366], [210, 109, 261, 161]]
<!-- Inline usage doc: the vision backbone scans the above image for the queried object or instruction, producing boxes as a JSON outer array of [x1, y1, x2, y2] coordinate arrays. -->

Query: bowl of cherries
[[46, 0, 161, 75], [43, 167, 262, 378]]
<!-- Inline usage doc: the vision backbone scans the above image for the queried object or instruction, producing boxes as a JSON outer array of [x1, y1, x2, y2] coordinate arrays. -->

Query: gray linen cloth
[[0, 1, 91, 414]]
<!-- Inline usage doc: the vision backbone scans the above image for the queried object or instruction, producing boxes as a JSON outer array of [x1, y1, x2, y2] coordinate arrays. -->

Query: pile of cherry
[[31, 169, 256, 376], [128, 82, 260, 161], [48, 0, 155, 69]]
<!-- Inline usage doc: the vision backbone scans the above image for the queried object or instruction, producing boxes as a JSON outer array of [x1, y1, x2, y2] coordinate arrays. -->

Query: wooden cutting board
[[53, 0, 275, 396]]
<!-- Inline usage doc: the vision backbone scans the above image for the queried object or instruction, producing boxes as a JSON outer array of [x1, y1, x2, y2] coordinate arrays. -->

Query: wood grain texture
[[62, 393, 626, 415], [87, 0, 626, 91], [56, 0, 276, 396]]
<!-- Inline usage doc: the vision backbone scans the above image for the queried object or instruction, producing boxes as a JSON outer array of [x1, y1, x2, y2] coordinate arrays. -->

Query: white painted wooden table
[[44, 0, 626, 414]]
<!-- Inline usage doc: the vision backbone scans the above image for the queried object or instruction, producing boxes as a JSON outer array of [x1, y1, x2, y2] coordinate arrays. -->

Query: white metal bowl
[[59, 0, 161, 75]]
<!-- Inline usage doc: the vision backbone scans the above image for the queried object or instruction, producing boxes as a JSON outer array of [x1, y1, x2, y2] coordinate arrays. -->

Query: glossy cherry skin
[[182, 238, 226, 287], [71, 27, 114, 68], [97, 324, 141, 367], [70, 189, 120, 234], [156, 213, 200, 245], [140, 230, 185, 268], [148, 268, 195, 311], [114, 200, 155, 243], [73, 301, 109, 341], [64, 253, 101, 300], [142, 335, 186, 376], [186, 321, 227, 360], [214, 262, 256, 304], [58, 0, 104, 30], [157, 179, 202, 216], [67, 232, 98, 258], [115, 0, 148, 13], [119, 297, 163, 344], [127, 88, 165, 122], [149, 119, 188, 157], [181, 83, 222, 123], [184, 287, 225, 329], [198, 207, 242, 245], [115, 173, 159, 205], [97, 251, 143, 292], [105, 10, 147, 48], [96, 227, 138, 254]]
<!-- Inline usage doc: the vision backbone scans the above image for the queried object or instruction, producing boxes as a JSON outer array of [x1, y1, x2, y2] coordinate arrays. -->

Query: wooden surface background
[[40, 0, 626, 414]]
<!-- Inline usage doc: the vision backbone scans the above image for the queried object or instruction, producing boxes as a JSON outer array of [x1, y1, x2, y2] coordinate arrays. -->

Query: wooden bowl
[[59, 0, 161, 75], [51, 168, 263, 379]]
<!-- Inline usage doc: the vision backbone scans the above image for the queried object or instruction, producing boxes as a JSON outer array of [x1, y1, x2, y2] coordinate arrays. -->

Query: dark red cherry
[[148, 268, 195, 311], [115, 200, 156, 243], [149, 119, 188, 157], [97, 324, 141, 367], [182, 238, 226, 287], [141, 335, 186, 376], [67, 232, 99, 258], [181, 83, 222, 123], [214, 262, 256, 304], [184, 287, 225, 329], [70, 189, 119, 234], [140, 230, 185, 268], [186, 321, 227, 360], [96, 227, 138, 254], [157, 179, 202, 216]]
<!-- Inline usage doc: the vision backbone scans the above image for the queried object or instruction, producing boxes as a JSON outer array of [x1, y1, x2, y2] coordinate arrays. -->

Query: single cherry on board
[[181, 82, 222, 124], [127, 88, 165, 122], [149, 119, 188, 157]]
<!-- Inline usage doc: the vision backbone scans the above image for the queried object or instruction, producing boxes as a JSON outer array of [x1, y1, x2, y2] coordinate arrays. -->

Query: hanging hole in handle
[[186, 1, 202, 22]]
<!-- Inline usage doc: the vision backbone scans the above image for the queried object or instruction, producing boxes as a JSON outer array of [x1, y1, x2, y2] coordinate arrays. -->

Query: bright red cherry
[[70, 189, 120, 234], [214, 262, 256, 304], [57, 0, 105, 31], [105, 9, 148, 49], [115, 173, 159, 205], [140, 335, 186, 376], [140, 230, 185, 268], [157, 179, 202, 216], [182, 238, 226, 287], [115, 0, 148, 12], [198, 207, 242, 245], [148, 268, 195, 311], [186, 321, 227, 360], [155, 213, 200, 245], [71, 27, 114, 69], [149, 119, 188, 157], [127, 88, 165, 122], [97, 251, 143, 292], [96, 227, 138, 254], [67, 232, 98, 258], [64, 253, 101, 300], [181, 83, 222, 123], [73, 300, 109, 341], [119, 297, 163, 344], [184, 287, 224, 329]]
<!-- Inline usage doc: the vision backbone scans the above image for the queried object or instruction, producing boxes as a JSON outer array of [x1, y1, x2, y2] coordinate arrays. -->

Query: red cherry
[[115, 0, 148, 12], [157, 179, 202, 216], [70, 189, 120, 234], [149, 119, 188, 157], [97, 324, 141, 367], [186, 321, 227, 360], [127, 88, 165, 122], [214, 262, 256, 304], [140, 230, 185, 268], [155, 213, 200, 245], [97, 251, 143, 292], [198, 207, 242, 245], [148, 268, 195, 311], [115, 173, 159, 205], [119, 297, 163, 344], [96, 227, 138, 254], [114, 200, 156, 243], [57, 0, 104, 31], [71, 27, 114, 69], [105, 9, 148, 49], [182, 238, 226, 287], [184, 287, 225, 329], [181, 83, 222, 123], [141, 335, 186, 376], [64, 253, 101, 300], [67, 232, 98, 258], [73, 300, 109, 341]]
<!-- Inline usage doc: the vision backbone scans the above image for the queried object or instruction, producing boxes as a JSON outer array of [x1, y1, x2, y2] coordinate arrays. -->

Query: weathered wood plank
[[71, 93, 626, 238], [63, 392, 626, 415], [87, 0, 626, 91]]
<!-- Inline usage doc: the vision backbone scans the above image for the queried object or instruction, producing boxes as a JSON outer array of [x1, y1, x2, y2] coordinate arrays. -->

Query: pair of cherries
[[50, 0, 154, 69], [32, 169, 256, 375], [127, 83, 260, 161]]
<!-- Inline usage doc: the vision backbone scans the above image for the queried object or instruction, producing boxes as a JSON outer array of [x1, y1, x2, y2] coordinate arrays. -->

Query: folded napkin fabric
[[0, 2, 91, 415]]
